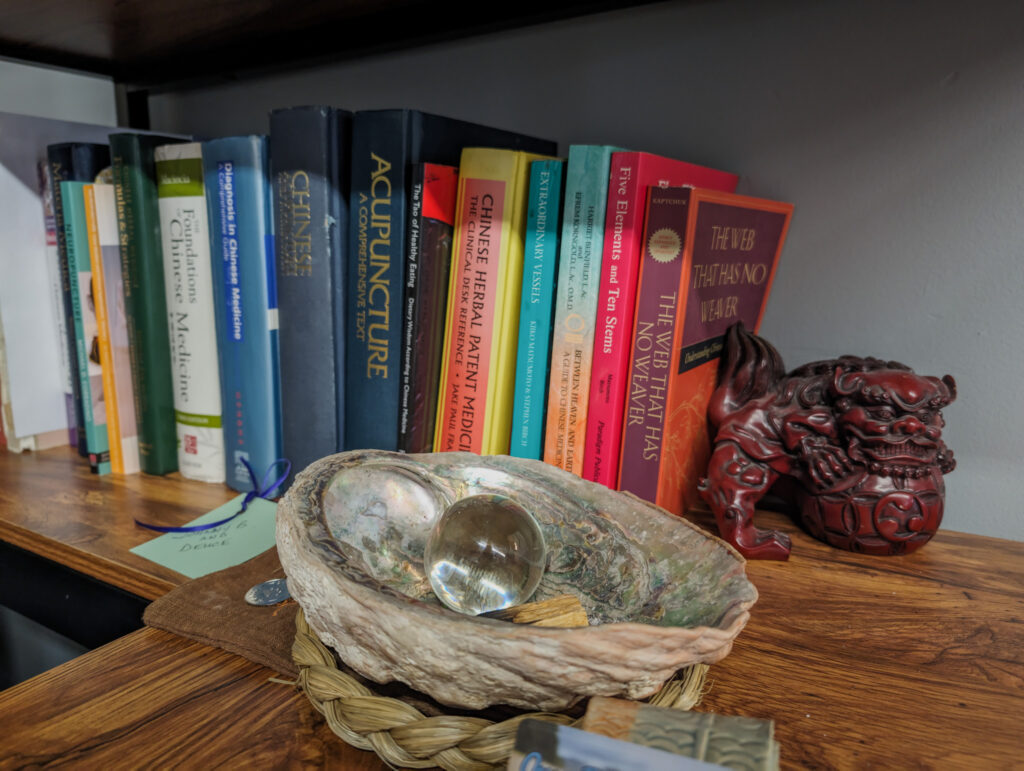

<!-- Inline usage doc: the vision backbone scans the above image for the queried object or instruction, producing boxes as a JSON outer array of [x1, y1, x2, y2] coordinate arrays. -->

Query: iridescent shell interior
[[277, 450, 758, 710], [316, 452, 750, 628]]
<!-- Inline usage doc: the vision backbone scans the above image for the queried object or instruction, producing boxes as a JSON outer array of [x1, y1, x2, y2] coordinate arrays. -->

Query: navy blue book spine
[[47, 142, 111, 456], [270, 106, 351, 487], [345, 109, 558, 452], [345, 110, 407, 452]]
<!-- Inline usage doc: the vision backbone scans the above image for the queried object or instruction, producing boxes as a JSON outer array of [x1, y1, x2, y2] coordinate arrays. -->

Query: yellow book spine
[[84, 184, 123, 474], [434, 148, 553, 455], [483, 150, 545, 455]]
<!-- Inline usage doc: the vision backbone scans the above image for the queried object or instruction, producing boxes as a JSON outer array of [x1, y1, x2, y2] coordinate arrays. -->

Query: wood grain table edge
[[0, 518, 180, 600]]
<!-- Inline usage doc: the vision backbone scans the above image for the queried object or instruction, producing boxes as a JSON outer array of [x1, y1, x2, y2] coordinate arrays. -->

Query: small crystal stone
[[425, 494, 547, 615]]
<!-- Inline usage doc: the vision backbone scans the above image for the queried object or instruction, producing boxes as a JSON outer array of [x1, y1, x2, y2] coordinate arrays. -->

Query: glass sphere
[[425, 494, 547, 615]]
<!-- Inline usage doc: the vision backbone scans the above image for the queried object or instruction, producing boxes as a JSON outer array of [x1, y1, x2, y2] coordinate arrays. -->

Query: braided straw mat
[[290, 607, 708, 770]]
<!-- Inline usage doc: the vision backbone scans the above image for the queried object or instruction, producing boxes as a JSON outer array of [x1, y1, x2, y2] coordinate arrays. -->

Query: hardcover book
[[60, 181, 110, 474], [618, 186, 793, 516], [84, 183, 139, 474], [47, 142, 111, 456], [510, 158, 565, 460], [270, 105, 351, 487], [345, 109, 556, 452], [37, 161, 77, 448], [434, 147, 553, 455], [542, 145, 623, 476], [155, 142, 226, 484], [203, 135, 283, 492], [583, 151, 739, 488], [398, 162, 458, 454], [110, 132, 188, 476]]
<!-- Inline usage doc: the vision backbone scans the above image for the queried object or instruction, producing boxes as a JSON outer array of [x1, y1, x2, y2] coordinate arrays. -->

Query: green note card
[[130, 495, 277, 579]]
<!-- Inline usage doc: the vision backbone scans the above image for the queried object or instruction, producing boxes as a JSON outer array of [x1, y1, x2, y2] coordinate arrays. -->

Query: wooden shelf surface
[[0, 627, 378, 768], [0, 446, 236, 599], [1, 446, 1022, 767]]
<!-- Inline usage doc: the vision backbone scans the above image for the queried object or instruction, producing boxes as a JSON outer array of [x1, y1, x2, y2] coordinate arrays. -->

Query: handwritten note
[[130, 495, 277, 579]]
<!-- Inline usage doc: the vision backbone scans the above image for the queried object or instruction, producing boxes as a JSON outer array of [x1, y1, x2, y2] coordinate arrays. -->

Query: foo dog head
[[699, 323, 956, 560]]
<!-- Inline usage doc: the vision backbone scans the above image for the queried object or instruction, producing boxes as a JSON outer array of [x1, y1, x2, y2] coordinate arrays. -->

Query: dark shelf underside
[[0, 0, 668, 91]]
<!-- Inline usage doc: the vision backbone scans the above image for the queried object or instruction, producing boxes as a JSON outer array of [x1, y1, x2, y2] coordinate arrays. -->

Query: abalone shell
[[276, 451, 757, 711]]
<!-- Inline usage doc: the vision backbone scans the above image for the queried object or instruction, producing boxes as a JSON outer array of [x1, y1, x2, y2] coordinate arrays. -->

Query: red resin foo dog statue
[[699, 323, 956, 560]]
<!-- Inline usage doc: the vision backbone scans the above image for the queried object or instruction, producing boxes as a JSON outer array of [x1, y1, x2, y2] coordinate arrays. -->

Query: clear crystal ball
[[425, 494, 547, 615]]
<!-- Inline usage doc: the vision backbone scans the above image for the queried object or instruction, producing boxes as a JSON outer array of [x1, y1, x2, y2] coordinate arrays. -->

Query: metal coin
[[244, 577, 291, 606]]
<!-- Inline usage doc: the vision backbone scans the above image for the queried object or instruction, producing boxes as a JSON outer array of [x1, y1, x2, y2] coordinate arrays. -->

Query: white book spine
[[155, 142, 225, 483]]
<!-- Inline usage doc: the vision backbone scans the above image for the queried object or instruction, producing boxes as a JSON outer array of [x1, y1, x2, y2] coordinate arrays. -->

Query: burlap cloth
[[142, 548, 535, 720], [143, 547, 299, 677]]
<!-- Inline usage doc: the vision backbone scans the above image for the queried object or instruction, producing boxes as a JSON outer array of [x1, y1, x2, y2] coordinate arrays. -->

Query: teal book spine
[[510, 159, 565, 459], [60, 181, 111, 475], [542, 144, 624, 475], [203, 136, 283, 492]]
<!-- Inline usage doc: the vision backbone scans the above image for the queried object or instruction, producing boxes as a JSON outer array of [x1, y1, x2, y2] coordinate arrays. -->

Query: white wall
[[149, 0, 1024, 540], [0, 58, 116, 125]]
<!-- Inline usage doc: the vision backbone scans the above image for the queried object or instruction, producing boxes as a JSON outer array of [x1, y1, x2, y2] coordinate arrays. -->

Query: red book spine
[[617, 187, 693, 500], [583, 153, 738, 487]]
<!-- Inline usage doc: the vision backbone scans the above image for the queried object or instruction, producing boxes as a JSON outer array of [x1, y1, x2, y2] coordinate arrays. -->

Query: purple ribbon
[[135, 458, 292, 534]]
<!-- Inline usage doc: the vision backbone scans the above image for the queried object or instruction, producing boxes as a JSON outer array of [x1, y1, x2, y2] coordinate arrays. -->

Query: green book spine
[[61, 181, 111, 475], [110, 133, 186, 475]]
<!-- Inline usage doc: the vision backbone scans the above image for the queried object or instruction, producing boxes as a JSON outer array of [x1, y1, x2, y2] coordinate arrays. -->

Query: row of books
[[435, 144, 792, 515], [35, 108, 557, 493], [41, 135, 281, 490], [33, 105, 793, 516]]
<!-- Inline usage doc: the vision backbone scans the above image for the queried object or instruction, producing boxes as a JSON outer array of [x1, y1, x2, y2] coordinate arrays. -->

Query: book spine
[[61, 181, 111, 474], [346, 110, 407, 452], [510, 159, 565, 460], [398, 166, 424, 451], [270, 106, 349, 486], [155, 142, 225, 484], [618, 187, 692, 501], [204, 135, 283, 492], [584, 154, 740, 487], [48, 145, 89, 455], [84, 184, 123, 474], [656, 191, 792, 514], [486, 152, 546, 453], [434, 153, 504, 455], [37, 161, 76, 448], [398, 163, 457, 453], [435, 149, 544, 455], [583, 155, 640, 485], [110, 133, 184, 475], [94, 184, 140, 474], [0, 323, 17, 450], [542, 145, 617, 475]]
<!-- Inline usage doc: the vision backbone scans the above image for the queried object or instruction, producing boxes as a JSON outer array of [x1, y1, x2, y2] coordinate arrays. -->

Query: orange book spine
[[435, 176, 503, 453], [84, 184, 123, 474]]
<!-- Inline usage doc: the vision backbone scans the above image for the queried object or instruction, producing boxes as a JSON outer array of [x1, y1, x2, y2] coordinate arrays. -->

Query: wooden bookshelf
[[0, 445, 1021, 767], [0, 0, 660, 89], [0, 446, 235, 600], [1, 3, 1023, 765]]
